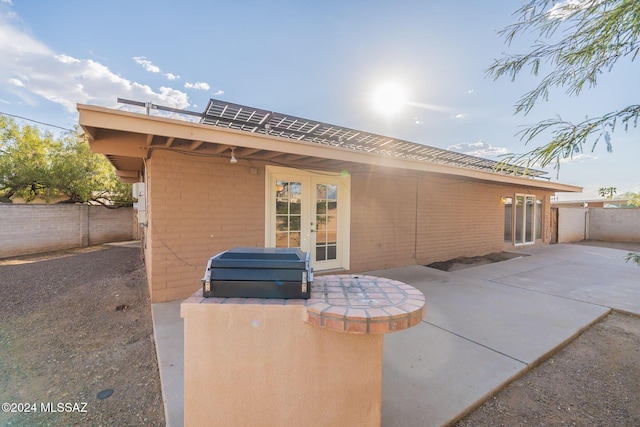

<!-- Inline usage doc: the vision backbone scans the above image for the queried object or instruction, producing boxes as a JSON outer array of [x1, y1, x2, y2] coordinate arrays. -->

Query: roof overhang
[[78, 103, 582, 193]]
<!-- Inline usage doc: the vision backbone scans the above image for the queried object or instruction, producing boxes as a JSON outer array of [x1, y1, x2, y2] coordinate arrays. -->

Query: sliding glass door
[[514, 194, 536, 245]]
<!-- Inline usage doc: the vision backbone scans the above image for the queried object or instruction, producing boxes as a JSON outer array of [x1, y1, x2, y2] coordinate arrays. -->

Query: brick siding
[[143, 150, 557, 302], [349, 171, 417, 271], [145, 150, 265, 302]]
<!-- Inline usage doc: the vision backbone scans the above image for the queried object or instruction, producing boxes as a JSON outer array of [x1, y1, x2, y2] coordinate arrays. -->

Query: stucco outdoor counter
[[181, 274, 426, 427]]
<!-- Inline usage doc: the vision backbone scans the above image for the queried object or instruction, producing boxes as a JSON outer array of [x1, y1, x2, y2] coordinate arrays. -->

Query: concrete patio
[[151, 243, 640, 426]]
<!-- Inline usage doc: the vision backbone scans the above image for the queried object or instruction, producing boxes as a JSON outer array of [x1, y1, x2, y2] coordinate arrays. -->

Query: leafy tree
[[597, 186, 618, 198], [622, 191, 640, 206], [488, 0, 640, 171], [621, 192, 640, 262], [626, 252, 640, 266], [0, 115, 133, 207], [0, 116, 53, 202]]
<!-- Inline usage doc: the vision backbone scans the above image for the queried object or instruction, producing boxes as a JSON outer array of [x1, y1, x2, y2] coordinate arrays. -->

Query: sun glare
[[371, 82, 408, 116]]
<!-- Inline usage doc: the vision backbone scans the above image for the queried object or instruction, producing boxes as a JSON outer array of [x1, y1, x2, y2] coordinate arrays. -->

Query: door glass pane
[[515, 196, 524, 244], [290, 197, 301, 214], [536, 199, 542, 240], [327, 245, 337, 260], [503, 197, 512, 243], [289, 232, 301, 248], [525, 196, 535, 243], [275, 180, 302, 248], [315, 184, 338, 262]]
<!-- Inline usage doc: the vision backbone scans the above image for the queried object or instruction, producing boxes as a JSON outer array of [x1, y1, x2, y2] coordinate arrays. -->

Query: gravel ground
[[0, 245, 164, 426]]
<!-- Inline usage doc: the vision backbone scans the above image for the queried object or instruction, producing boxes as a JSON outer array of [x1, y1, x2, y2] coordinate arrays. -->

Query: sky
[[1, 0, 638, 200]]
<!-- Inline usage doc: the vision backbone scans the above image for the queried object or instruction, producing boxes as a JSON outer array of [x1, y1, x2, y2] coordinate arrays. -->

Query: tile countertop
[[183, 274, 427, 334], [305, 275, 426, 334]]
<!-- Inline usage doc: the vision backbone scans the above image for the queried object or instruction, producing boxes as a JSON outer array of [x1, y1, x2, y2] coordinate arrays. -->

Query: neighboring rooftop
[[552, 198, 636, 208]]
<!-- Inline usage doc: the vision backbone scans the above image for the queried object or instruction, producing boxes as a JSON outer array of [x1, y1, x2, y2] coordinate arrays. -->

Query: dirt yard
[[0, 241, 638, 426], [455, 311, 640, 426], [0, 244, 164, 426]]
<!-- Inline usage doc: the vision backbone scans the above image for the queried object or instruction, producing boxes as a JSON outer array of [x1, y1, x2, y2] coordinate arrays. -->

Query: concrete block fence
[[558, 207, 640, 243], [0, 204, 135, 258]]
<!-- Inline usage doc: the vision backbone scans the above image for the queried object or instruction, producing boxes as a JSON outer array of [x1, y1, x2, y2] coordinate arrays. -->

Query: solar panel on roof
[[132, 97, 547, 178]]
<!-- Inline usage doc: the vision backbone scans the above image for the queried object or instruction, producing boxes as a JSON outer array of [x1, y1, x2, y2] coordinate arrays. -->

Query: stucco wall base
[[181, 299, 384, 427]]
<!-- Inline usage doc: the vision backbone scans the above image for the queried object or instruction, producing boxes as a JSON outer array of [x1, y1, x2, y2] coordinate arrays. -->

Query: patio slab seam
[[484, 277, 616, 310], [421, 319, 528, 366]]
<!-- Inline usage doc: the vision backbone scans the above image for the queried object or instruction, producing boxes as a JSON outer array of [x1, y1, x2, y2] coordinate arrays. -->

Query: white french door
[[265, 166, 350, 271]]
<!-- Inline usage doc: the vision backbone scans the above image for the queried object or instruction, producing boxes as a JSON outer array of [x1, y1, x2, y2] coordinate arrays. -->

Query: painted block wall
[[144, 149, 556, 302], [349, 171, 418, 272], [0, 204, 134, 258], [558, 207, 588, 243], [145, 150, 265, 302], [587, 208, 640, 241], [88, 205, 137, 244], [415, 176, 505, 263]]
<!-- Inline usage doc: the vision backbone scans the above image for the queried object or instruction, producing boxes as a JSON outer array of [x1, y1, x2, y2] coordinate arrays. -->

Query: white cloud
[[184, 81, 210, 91], [55, 54, 80, 64], [447, 140, 510, 158], [466, 89, 475, 94], [212, 89, 224, 96], [558, 153, 598, 163], [455, 113, 466, 119], [1, 0, 13, 4], [133, 56, 160, 73], [8, 77, 23, 87], [133, 56, 183, 82], [0, 15, 50, 57], [0, 16, 191, 113], [546, 0, 600, 20]]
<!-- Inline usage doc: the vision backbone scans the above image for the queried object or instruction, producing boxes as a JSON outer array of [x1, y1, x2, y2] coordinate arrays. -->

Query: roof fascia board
[[77, 104, 582, 193]]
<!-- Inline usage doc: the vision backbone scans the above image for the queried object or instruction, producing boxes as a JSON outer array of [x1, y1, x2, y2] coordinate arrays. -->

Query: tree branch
[[496, 104, 640, 173]]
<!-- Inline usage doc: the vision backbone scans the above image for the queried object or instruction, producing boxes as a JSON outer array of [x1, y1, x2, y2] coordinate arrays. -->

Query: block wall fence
[[558, 207, 640, 242], [0, 204, 136, 258]]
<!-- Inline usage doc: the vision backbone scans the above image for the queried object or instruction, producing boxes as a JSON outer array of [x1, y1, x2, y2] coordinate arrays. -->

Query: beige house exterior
[[78, 101, 581, 303]]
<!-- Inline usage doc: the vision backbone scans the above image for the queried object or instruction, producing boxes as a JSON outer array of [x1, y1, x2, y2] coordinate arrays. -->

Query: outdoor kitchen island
[[181, 274, 426, 427]]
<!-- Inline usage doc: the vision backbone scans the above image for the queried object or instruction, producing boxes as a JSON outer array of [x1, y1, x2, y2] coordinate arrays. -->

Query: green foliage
[[625, 252, 640, 266], [488, 0, 640, 170], [0, 116, 53, 202], [598, 186, 618, 198], [0, 116, 133, 207], [622, 191, 640, 206]]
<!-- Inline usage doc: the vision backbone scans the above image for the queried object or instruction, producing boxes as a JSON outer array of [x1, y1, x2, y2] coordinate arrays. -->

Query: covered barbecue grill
[[202, 247, 313, 299]]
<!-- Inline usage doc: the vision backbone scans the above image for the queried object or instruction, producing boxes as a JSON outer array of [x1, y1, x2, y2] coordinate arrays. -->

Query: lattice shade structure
[[201, 98, 547, 178]]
